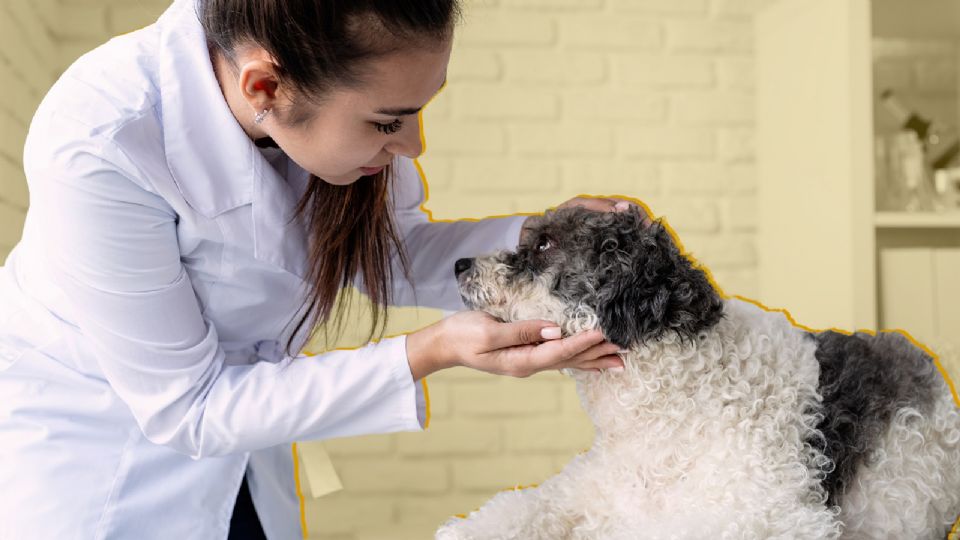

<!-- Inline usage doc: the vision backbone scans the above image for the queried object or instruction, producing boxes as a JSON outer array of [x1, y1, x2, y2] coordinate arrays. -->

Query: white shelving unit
[[756, 0, 960, 350], [875, 211, 960, 228]]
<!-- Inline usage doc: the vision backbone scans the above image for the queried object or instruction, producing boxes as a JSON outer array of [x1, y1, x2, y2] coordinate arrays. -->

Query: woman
[[0, 0, 630, 537]]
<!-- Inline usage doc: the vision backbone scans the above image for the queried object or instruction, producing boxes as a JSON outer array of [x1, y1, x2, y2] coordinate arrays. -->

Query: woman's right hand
[[406, 310, 624, 380]]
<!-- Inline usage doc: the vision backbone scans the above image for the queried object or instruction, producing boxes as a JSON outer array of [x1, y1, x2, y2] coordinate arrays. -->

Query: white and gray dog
[[437, 206, 960, 540]]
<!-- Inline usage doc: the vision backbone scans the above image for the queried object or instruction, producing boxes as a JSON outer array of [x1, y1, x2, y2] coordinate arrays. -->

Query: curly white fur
[[436, 299, 960, 540], [447, 209, 960, 539], [838, 390, 960, 539]]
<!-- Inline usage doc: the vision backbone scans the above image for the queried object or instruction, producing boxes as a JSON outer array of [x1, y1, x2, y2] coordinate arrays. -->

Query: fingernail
[[540, 327, 562, 340], [615, 201, 630, 211], [609, 366, 624, 373]]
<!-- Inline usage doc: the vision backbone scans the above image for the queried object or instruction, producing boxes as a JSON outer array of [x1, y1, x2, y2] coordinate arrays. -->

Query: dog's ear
[[594, 215, 723, 348]]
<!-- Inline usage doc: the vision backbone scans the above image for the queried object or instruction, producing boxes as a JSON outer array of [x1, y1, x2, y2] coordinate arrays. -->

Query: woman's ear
[[594, 221, 724, 349], [239, 59, 281, 109]]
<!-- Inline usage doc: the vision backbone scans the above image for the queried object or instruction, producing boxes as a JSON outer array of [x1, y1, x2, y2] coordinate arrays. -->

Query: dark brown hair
[[200, 0, 460, 353]]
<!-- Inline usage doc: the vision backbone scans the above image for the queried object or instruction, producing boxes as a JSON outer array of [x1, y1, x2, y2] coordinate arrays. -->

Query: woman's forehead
[[357, 42, 451, 113]]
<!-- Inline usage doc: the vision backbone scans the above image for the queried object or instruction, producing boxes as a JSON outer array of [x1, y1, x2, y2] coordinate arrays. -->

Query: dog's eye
[[535, 235, 553, 252]]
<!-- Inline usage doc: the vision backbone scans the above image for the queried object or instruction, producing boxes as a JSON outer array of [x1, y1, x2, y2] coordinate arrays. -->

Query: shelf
[[872, 0, 960, 40], [875, 211, 960, 228]]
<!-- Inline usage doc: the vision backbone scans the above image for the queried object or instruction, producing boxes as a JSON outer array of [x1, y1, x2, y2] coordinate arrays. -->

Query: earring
[[254, 109, 270, 125]]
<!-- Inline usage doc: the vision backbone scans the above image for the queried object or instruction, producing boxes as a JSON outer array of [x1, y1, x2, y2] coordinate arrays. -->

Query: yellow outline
[[433, 198, 960, 533], [413, 81, 541, 227], [292, 443, 309, 539], [453, 483, 541, 519], [725, 297, 960, 412], [657, 208, 960, 535], [422, 377, 432, 430], [349, 80, 959, 533], [637, 202, 960, 411]]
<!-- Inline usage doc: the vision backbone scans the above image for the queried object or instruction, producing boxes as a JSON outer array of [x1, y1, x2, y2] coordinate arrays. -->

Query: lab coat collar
[[157, 0, 308, 279], [252, 156, 309, 279]]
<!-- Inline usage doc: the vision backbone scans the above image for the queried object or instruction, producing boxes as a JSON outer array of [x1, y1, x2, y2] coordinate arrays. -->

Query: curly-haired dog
[[436, 206, 960, 540]]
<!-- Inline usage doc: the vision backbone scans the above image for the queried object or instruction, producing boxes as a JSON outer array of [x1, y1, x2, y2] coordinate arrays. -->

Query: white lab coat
[[0, 0, 525, 537]]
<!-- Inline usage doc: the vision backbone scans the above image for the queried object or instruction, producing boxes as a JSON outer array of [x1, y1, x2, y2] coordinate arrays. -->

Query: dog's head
[[455, 206, 724, 349]]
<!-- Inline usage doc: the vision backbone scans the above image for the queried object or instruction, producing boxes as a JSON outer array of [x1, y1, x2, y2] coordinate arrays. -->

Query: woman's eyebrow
[[375, 105, 423, 116], [375, 78, 449, 117]]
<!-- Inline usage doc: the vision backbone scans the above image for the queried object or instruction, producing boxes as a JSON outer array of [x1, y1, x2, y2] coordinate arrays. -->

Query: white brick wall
[[368, 7, 775, 532], [0, 0, 174, 261], [419, 0, 769, 306], [1, 1, 782, 538], [0, 0, 60, 258]]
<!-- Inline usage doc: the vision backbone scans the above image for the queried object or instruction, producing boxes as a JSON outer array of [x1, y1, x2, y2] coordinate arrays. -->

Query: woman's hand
[[520, 196, 650, 244], [406, 311, 624, 380], [557, 196, 636, 213]]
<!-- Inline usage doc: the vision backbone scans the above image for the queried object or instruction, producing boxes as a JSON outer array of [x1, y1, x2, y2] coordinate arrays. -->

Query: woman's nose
[[454, 258, 473, 277], [384, 115, 424, 158]]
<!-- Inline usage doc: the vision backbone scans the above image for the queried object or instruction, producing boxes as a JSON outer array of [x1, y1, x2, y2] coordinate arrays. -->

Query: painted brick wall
[[0, 0, 168, 261], [418, 0, 767, 302], [0, 0, 59, 259], [2, 0, 774, 538], [1, 0, 766, 295], [314, 1, 773, 538], [5, 2, 960, 539], [0, 0, 170, 262]]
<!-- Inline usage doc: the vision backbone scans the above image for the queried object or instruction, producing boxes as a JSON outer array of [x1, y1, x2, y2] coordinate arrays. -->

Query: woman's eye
[[374, 119, 403, 134], [536, 236, 552, 252]]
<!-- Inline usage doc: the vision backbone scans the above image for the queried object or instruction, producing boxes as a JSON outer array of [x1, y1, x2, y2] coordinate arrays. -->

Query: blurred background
[[1, 0, 959, 538]]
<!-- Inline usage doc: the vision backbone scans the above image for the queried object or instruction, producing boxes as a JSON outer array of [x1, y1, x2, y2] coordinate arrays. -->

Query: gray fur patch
[[515, 206, 724, 348], [806, 330, 941, 507]]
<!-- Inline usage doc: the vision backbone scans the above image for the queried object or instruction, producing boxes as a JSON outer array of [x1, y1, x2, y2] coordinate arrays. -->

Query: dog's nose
[[454, 258, 473, 277]]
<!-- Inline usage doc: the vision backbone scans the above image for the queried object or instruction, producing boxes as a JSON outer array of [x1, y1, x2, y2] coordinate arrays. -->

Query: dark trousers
[[227, 476, 267, 540]]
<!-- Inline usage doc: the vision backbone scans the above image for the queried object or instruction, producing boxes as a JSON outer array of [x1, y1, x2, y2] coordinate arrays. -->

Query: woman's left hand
[[520, 196, 650, 243], [555, 196, 636, 214]]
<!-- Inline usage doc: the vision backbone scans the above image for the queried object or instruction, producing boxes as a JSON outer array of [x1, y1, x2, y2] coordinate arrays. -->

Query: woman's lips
[[360, 165, 385, 175]]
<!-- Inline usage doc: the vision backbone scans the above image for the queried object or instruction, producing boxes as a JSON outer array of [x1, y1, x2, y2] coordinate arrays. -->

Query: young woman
[[0, 0, 630, 537]]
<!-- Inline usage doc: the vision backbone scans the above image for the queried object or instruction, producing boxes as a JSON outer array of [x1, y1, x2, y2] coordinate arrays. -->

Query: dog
[[436, 206, 960, 540]]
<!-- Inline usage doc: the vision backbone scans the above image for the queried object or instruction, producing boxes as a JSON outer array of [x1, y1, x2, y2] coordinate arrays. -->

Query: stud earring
[[254, 109, 270, 125]]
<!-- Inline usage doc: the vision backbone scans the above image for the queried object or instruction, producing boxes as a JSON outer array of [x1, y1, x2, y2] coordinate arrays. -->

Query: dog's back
[[445, 205, 960, 539], [804, 328, 960, 538]]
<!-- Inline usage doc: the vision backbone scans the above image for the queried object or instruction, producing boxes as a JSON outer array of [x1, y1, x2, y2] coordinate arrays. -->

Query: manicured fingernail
[[540, 327, 562, 340]]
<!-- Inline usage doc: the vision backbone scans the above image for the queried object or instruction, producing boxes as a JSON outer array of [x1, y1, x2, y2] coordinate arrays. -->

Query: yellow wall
[[3, 1, 958, 539], [0, 0, 58, 259], [308, 5, 769, 536]]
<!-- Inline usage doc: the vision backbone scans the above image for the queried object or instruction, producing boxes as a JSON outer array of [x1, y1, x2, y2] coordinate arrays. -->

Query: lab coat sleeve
[[375, 157, 528, 311], [33, 147, 425, 459]]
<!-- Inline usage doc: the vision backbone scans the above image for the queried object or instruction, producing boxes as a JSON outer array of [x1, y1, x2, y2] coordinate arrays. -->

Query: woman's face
[[260, 40, 452, 185]]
